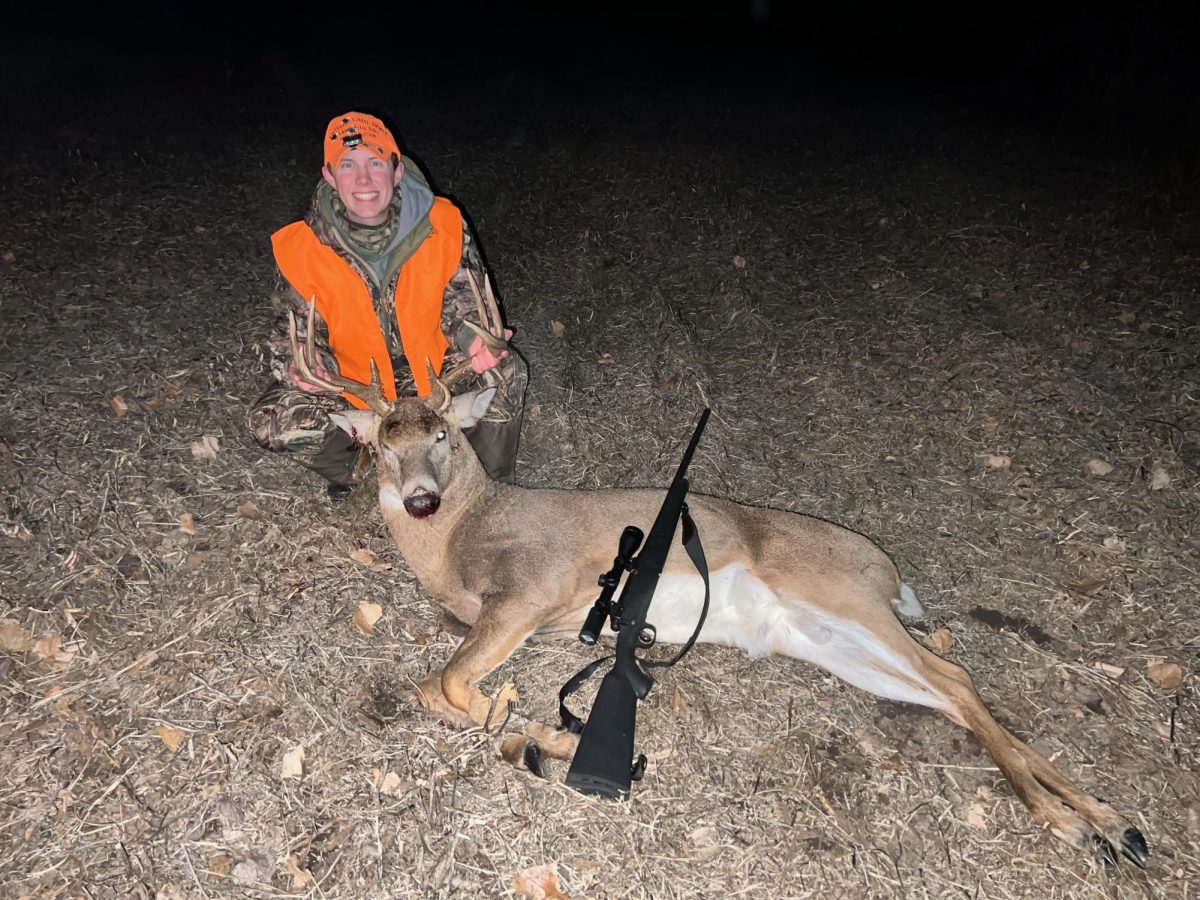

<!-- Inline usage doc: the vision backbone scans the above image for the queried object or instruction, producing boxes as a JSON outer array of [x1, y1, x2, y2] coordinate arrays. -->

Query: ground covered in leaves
[[1, 11, 1198, 899]]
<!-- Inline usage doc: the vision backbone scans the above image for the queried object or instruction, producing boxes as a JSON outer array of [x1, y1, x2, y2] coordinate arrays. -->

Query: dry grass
[[1, 23, 1197, 900]]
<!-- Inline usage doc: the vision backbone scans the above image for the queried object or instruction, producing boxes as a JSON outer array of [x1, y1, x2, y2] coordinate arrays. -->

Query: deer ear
[[448, 387, 497, 429], [329, 410, 381, 445]]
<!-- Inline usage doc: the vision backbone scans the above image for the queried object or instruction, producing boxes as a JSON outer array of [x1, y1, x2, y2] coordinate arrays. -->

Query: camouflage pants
[[247, 350, 529, 484]]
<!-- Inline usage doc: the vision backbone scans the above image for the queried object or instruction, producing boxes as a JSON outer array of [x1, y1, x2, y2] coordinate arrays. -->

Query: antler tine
[[482, 272, 505, 336], [287, 298, 393, 417], [425, 360, 454, 415], [464, 269, 508, 352], [465, 268, 490, 334]]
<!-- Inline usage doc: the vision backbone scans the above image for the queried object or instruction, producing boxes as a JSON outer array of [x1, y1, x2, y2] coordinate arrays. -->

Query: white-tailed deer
[[288, 284, 1148, 868]]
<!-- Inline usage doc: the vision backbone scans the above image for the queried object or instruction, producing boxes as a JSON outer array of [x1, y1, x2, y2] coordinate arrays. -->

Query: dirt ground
[[1, 10, 1197, 899]]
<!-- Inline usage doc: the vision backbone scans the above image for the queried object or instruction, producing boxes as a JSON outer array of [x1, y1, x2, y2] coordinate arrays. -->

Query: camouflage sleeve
[[267, 270, 338, 389], [440, 220, 496, 371]]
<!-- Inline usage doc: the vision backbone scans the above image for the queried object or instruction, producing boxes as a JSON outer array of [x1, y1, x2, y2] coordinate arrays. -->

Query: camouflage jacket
[[266, 156, 492, 396]]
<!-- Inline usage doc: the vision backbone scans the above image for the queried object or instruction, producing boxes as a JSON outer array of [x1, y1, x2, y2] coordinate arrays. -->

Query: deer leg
[[416, 607, 540, 728], [784, 597, 1149, 866], [913, 646, 1148, 866], [417, 602, 580, 773]]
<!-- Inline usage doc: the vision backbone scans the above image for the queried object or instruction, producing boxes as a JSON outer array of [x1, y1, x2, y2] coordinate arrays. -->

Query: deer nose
[[403, 491, 441, 519]]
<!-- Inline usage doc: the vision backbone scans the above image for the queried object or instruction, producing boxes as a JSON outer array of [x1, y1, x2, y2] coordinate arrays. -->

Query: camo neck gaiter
[[330, 193, 399, 260]]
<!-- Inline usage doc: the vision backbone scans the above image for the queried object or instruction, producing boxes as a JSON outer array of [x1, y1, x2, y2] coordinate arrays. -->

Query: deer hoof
[[498, 734, 545, 777], [1120, 827, 1149, 867]]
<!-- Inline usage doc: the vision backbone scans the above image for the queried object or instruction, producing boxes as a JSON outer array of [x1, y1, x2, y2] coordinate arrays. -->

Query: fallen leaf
[[350, 547, 392, 571], [190, 435, 221, 460], [984, 454, 1011, 470], [33, 634, 75, 667], [0, 619, 33, 652], [964, 802, 988, 829], [880, 754, 907, 772], [281, 745, 305, 780], [208, 853, 236, 877], [1118, 310, 1136, 324], [550, 320, 566, 337], [1068, 576, 1105, 596], [512, 863, 570, 900], [109, 394, 129, 418], [671, 687, 686, 715], [1085, 458, 1113, 476], [1148, 463, 1170, 491], [286, 854, 314, 889], [732, 254, 746, 269], [925, 627, 952, 654], [379, 772, 408, 792], [353, 602, 383, 636], [1147, 660, 1184, 690], [150, 724, 187, 752], [981, 416, 1000, 433], [179, 513, 197, 535], [235, 500, 261, 519]]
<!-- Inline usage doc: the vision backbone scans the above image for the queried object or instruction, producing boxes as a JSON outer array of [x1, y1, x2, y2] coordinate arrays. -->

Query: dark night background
[[4, 2, 1198, 163]]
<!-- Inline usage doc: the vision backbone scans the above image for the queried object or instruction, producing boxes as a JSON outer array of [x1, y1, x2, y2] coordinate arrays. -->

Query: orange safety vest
[[271, 197, 463, 404]]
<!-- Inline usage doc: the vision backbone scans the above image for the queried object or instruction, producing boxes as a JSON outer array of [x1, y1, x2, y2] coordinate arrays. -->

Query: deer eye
[[435, 430, 447, 442]]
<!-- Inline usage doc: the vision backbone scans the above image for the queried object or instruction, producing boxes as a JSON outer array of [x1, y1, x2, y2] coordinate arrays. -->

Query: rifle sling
[[559, 504, 710, 734]]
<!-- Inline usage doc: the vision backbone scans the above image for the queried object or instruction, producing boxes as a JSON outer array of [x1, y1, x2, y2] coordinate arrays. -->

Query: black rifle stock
[[565, 408, 711, 799]]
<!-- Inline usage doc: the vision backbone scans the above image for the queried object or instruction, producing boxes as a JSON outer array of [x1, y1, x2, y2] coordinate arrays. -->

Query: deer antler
[[287, 298, 393, 417], [465, 269, 508, 352], [425, 360, 454, 416], [435, 269, 511, 390]]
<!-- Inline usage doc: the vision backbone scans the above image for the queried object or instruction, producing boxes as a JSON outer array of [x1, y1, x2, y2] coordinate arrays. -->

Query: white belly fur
[[645, 565, 945, 711]]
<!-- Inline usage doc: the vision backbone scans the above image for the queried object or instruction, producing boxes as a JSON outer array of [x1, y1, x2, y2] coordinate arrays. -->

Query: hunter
[[248, 111, 526, 500]]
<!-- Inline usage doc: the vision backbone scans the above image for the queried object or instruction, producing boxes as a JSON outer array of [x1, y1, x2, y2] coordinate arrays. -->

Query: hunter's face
[[323, 147, 403, 226]]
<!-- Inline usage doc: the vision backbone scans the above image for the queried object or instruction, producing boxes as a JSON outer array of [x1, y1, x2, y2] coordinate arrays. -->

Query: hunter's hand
[[468, 327, 514, 374], [288, 355, 334, 393]]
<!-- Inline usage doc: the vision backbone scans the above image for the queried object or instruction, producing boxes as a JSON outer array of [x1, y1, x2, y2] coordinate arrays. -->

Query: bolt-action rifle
[[563, 408, 711, 799]]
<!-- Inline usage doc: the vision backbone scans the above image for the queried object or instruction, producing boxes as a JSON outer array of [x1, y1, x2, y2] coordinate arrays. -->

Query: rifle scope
[[578, 525, 644, 645]]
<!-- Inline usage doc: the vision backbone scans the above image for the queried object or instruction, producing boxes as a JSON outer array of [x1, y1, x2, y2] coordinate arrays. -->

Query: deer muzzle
[[403, 490, 441, 519]]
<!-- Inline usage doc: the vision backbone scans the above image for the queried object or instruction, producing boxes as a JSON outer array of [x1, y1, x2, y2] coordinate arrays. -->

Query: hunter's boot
[[308, 429, 367, 502]]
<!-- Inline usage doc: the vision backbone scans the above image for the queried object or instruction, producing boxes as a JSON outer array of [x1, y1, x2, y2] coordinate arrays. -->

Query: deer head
[[286, 283, 504, 519], [330, 386, 495, 519]]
